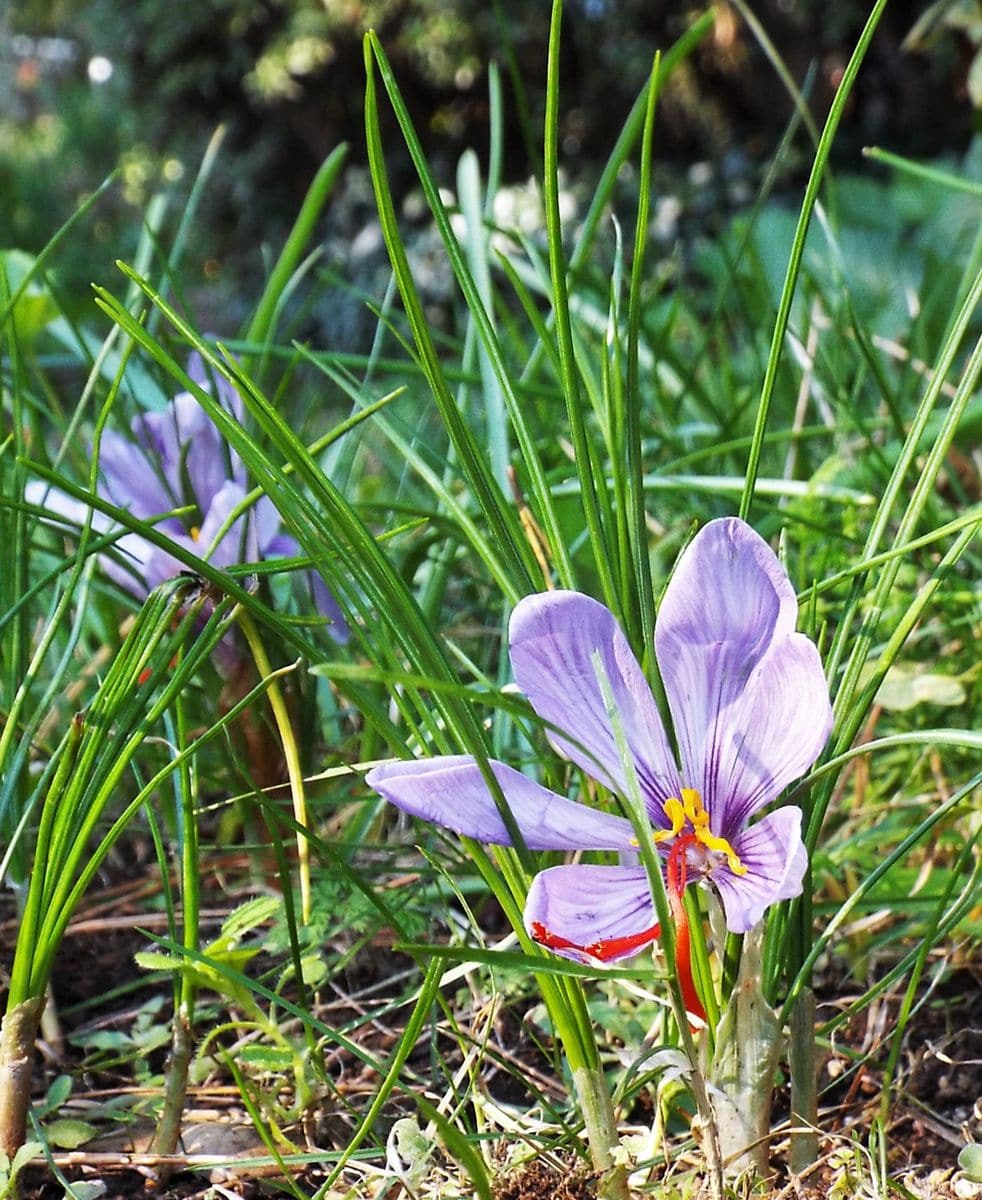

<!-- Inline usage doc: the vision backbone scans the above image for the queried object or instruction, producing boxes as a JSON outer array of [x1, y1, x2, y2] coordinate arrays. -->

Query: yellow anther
[[654, 788, 747, 876], [190, 525, 201, 541], [653, 795, 687, 843], [681, 788, 708, 827]]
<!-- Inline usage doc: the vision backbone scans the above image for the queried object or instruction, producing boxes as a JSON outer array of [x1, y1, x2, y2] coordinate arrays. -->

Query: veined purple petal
[[99, 430, 179, 527], [509, 591, 681, 819], [524, 864, 657, 964], [711, 806, 807, 933], [655, 519, 801, 811], [366, 755, 635, 851], [712, 633, 832, 837]]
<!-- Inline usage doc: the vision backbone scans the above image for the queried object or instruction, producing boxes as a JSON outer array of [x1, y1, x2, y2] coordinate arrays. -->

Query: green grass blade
[[243, 142, 348, 372], [363, 36, 537, 593], [739, 0, 890, 519], [543, 0, 616, 610]]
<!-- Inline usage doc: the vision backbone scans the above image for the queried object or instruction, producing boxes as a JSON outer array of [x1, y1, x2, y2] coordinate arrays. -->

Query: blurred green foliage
[[1, 0, 978, 322]]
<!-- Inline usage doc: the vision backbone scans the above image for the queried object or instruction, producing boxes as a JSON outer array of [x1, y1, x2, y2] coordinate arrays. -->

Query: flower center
[[652, 787, 746, 877]]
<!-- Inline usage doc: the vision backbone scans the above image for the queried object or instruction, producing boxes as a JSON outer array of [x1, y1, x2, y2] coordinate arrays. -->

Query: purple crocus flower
[[367, 518, 831, 967], [27, 352, 348, 644]]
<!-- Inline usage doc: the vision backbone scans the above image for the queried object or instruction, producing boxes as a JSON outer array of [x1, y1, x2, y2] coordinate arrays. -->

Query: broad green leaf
[[960, 1143, 982, 1182], [10, 1142, 44, 1176], [44, 1119, 98, 1150], [216, 896, 282, 944], [134, 950, 180, 973], [0, 250, 59, 339], [238, 1045, 294, 1072]]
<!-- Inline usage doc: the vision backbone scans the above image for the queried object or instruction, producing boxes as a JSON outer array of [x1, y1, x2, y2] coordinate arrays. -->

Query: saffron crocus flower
[[27, 352, 348, 644], [368, 518, 832, 986]]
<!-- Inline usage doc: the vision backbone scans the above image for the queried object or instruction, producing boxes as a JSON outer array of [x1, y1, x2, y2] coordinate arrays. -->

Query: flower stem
[[710, 927, 781, 1183], [0, 997, 45, 1158], [789, 986, 818, 1172], [571, 1067, 630, 1200], [236, 612, 310, 921], [155, 688, 197, 1160], [153, 1003, 193, 1157], [591, 651, 723, 1196]]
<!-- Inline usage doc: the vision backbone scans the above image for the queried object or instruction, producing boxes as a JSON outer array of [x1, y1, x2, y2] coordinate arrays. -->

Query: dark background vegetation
[[2, 0, 979, 330]]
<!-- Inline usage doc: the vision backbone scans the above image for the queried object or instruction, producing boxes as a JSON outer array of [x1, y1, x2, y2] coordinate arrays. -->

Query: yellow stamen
[[653, 795, 687, 843], [655, 787, 747, 876], [190, 526, 201, 541]]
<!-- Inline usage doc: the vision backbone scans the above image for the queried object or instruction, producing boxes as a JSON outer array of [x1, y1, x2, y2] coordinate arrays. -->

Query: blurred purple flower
[[27, 352, 348, 644], [368, 518, 831, 965]]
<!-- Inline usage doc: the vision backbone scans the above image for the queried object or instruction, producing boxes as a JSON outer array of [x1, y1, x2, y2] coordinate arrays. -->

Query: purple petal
[[196, 482, 257, 568], [133, 387, 245, 513], [263, 532, 296, 560], [178, 393, 239, 508], [655, 518, 801, 811], [262, 532, 350, 644], [187, 350, 245, 424], [212, 632, 247, 676], [26, 480, 112, 534], [131, 398, 204, 496], [308, 573, 349, 643], [26, 480, 156, 596], [712, 634, 832, 837], [254, 495, 283, 553], [186, 353, 248, 492], [366, 755, 635, 850], [98, 430, 178, 526], [524, 864, 657, 964], [711, 806, 807, 933], [139, 536, 195, 591], [509, 591, 681, 819]]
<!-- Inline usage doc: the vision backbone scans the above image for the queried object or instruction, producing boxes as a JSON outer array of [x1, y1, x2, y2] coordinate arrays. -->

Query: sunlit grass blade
[[457, 148, 509, 492], [863, 145, 982, 198], [623, 53, 660, 659], [542, 0, 617, 612], [740, 0, 890, 519], [363, 35, 539, 594], [243, 142, 348, 375]]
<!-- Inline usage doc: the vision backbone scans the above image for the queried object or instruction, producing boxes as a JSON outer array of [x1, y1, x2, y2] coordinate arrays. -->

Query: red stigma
[[530, 921, 586, 956], [664, 833, 706, 1026], [530, 919, 661, 962], [530, 835, 708, 1028]]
